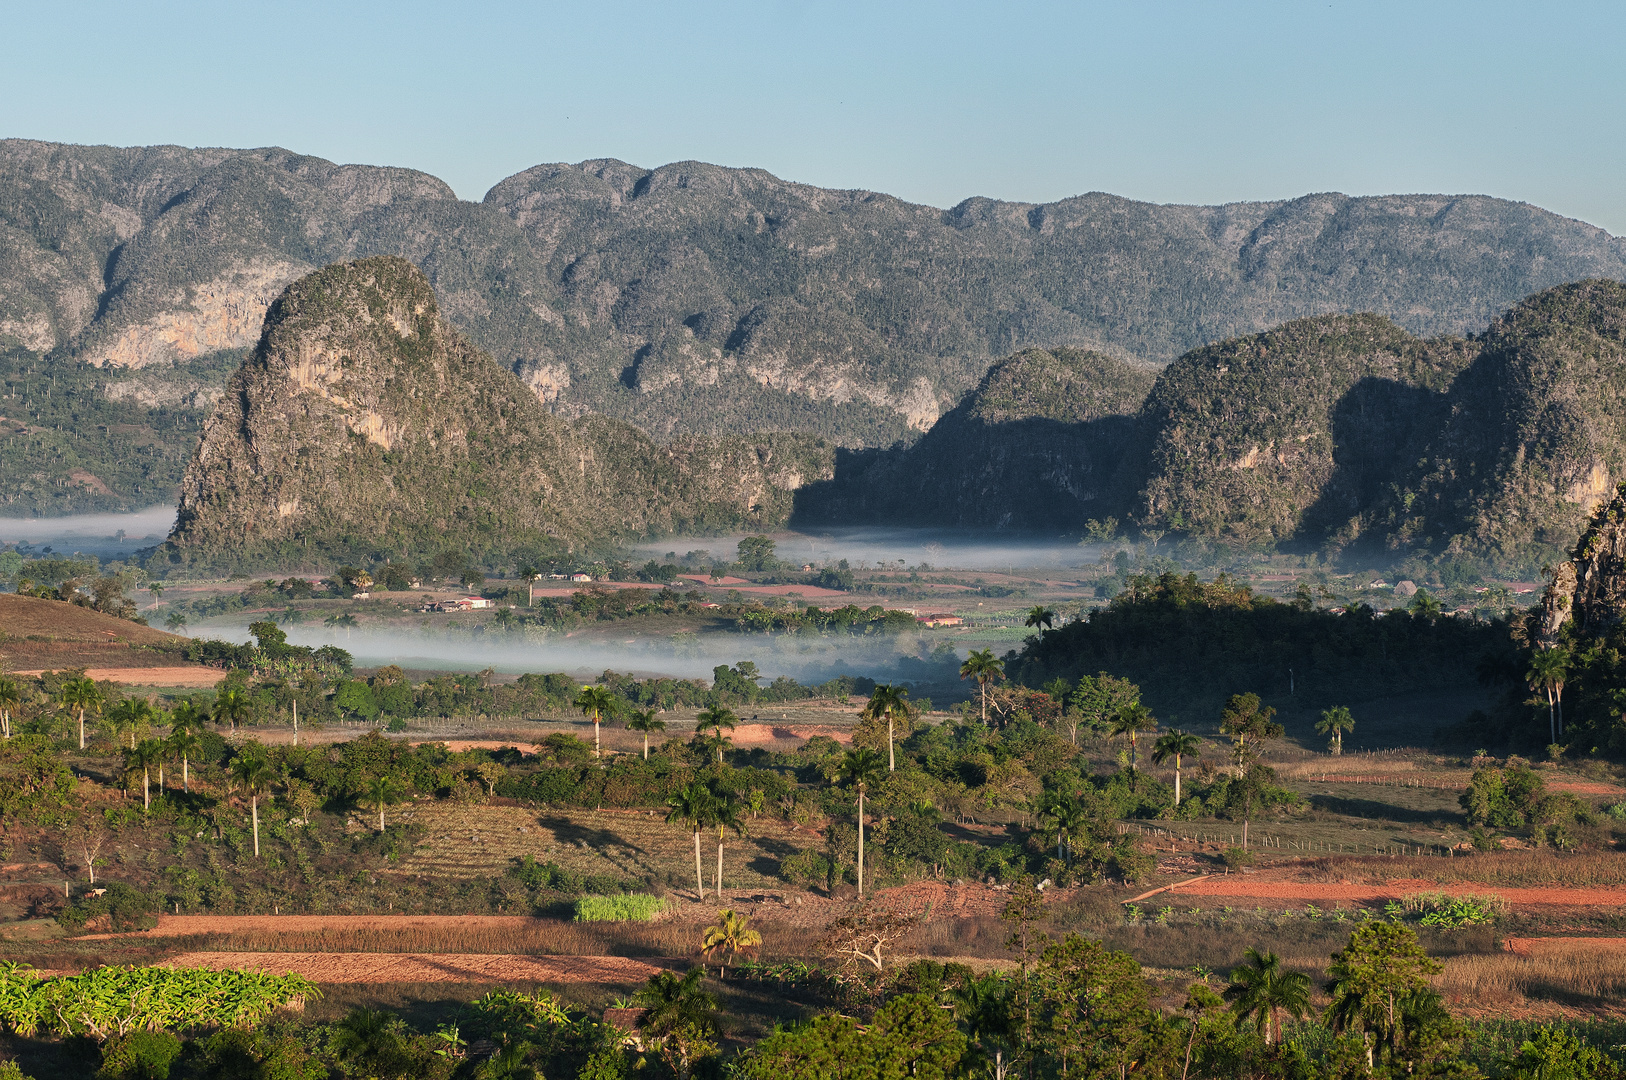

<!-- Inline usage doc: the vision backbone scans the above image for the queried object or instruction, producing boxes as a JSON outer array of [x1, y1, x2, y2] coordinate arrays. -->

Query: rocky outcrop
[[1539, 485, 1626, 645], [159, 258, 831, 569]]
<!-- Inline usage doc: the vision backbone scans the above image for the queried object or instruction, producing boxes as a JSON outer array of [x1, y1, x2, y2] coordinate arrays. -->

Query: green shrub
[[1, 1061, 35, 1080], [58, 883, 158, 933], [1403, 891, 1506, 928], [572, 894, 669, 922], [98, 1031, 182, 1080], [1221, 847, 1255, 870]]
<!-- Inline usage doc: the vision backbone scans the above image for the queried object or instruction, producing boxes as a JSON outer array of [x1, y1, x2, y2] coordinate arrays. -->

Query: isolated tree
[[1527, 647, 1570, 742], [1316, 706, 1357, 756], [626, 707, 666, 760], [474, 760, 506, 796], [360, 773, 404, 832], [573, 684, 617, 758], [862, 683, 912, 771], [1326, 923, 1443, 1065], [1152, 729, 1202, 807], [228, 748, 275, 857], [0, 675, 19, 739], [1109, 702, 1158, 786], [959, 649, 1004, 725], [126, 738, 165, 811], [736, 535, 777, 572], [59, 676, 104, 750], [1024, 606, 1056, 633], [164, 611, 188, 634], [667, 780, 717, 900], [214, 685, 252, 733], [1408, 590, 1443, 620], [1220, 692, 1283, 774], [838, 747, 885, 896], [694, 705, 738, 765], [701, 909, 762, 977], [1225, 948, 1311, 1045]]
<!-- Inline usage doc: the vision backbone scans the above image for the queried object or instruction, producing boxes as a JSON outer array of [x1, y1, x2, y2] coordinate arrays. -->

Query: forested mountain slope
[[3, 139, 1623, 513], [159, 257, 831, 570]]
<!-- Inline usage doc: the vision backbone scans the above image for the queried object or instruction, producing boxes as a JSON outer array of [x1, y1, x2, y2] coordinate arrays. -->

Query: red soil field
[[1171, 876, 1626, 907], [1504, 937, 1626, 955], [9, 666, 222, 687]]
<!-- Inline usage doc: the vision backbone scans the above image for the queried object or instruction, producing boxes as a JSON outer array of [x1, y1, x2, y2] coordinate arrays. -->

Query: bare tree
[[818, 900, 923, 973]]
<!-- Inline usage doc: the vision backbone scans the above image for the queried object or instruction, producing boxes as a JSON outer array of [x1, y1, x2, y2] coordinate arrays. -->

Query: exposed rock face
[[1539, 485, 1626, 645], [7, 139, 1626, 449], [1115, 281, 1626, 560], [162, 258, 831, 569]]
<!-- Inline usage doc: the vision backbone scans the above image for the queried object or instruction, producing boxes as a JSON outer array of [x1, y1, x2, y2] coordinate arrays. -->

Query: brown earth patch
[[9, 666, 221, 687], [1547, 780, 1626, 796], [730, 724, 852, 747], [1173, 877, 1626, 907], [159, 951, 670, 984], [1504, 937, 1626, 955]]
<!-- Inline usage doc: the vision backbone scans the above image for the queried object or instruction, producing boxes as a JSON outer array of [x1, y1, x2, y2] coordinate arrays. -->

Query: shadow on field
[[1307, 794, 1464, 825]]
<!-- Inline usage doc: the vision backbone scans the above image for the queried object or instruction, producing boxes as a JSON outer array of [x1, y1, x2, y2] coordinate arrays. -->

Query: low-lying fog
[[0, 505, 175, 558], [633, 527, 1096, 571], [200, 623, 965, 693]]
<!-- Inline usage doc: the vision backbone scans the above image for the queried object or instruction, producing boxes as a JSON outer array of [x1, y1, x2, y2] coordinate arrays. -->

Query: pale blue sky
[[6, 1, 1624, 232]]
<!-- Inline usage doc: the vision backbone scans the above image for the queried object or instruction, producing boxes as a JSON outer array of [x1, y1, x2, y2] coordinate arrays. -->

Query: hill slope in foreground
[[0, 594, 191, 673]]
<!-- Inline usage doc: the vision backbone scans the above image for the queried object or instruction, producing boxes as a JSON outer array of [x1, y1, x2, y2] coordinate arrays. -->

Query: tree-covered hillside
[[4, 139, 1625, 515]]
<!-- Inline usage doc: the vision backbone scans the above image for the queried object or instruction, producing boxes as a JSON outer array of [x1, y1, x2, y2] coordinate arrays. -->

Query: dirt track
[[1168, 876, 1626, 907], [160, 951, 669, 983]]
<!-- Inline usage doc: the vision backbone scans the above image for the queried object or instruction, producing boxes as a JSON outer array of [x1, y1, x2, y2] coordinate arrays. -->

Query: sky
[[5, 0, 1624, 233]]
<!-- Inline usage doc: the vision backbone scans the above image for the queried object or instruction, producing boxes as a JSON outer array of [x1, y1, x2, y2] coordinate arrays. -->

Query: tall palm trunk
[[1174, 755, 1182, 806], [643, 733, 649, 759], [716, 832, 725, 899], [857, 789, 865, 896], [980, 679, 989, 724], [694, 829, 705, 899], [142, 767, 150, 810], [78, 707, 86, 750], [251, 795, 260, 857], [594, 712, 601, 758], [1546, 687, 1556, 743], [183, 755, 189, 793], [887, 714, 895, 772]]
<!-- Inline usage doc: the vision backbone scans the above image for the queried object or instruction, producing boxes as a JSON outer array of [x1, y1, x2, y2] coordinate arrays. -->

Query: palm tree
[[1037, 793, 1089, 866], [214, 685, 251, 733], [667, 781, 717, 900], [1152, 729, 1202, 807], [959, 649, 1004, 725], [1315, 706, 1356, 756], [700, 909, 762, 977], [573, 684, 617, 758], [1110, 702, 1158, 786], [838, 747, 885, 896], [1024, 606, 1056, 633], [59, 676, 104, 750], [330, 1008, 410, 1080], [1527, 647, 1570, 742], [126, 738, 165, 811], [626, 708, 666, 760], [359, 773, 403, 832], [953, 973, 1016, 1080], [861, 683, 911, 771], [0, 675, 19, 740], [167, 722, 202, 794], [709, 788, 746, 899], [228, 748, 275, 857], [694, 705, 738, 765], [1225, 947, 1311, 1046], [636, 967, 717, 1039], [106, 696, 153, 749]]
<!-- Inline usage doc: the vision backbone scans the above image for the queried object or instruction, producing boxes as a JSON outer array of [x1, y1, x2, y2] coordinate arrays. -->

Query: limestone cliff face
[[162, 258, 831, 569], [1539, 484, 1626, 645]]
